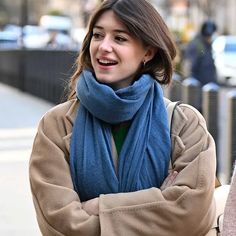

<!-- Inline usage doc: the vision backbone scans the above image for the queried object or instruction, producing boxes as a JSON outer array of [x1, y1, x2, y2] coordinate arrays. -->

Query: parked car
[[212, 35, 236, 84], [39, 15, 72, 34], [3, 24, 21, 37], [23, 25, 50, 49], [0, 31, 20, 49], [71, 27, 86, 45], [39, 15, 77, 50]]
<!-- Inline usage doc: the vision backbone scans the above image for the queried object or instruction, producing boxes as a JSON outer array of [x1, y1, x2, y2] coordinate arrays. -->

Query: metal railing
[[0, 49, 78, 103]]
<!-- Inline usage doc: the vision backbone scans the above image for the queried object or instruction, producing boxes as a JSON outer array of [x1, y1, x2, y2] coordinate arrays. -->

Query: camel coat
[[29, 98, 216, 236], [222, 166, 236, 236]]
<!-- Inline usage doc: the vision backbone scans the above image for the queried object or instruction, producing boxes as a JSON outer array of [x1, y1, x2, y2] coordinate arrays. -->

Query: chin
[[96, 74, 112, 84]]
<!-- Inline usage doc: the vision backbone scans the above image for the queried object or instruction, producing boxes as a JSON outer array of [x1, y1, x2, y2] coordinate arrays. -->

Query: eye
[[92, 32, 103, 40], [115, 36, 127, 43]]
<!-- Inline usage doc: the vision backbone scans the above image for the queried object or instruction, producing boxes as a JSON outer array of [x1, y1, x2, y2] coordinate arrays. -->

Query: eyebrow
[[93, 25, 129, 34]]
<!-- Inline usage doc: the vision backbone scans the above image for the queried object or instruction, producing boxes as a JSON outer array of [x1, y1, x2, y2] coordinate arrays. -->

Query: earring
[[143, 60, 146, 67]]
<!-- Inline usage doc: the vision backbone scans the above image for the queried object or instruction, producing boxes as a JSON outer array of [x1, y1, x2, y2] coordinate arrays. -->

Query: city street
[[0, 83, 53, 235]]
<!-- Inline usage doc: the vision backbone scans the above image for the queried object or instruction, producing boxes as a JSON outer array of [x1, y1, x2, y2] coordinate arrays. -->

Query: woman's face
[[89, 10, 154, 90]]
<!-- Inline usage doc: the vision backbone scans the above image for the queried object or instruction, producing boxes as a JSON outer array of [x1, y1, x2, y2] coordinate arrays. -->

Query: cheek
[[127, 53, 143, 68], [89, 45, 93, 59], [127, 47, 145, 63], [89, 41, 97, 56]]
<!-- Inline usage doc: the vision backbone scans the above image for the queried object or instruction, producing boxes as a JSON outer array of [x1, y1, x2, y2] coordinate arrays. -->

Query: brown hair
[[68, 0, 176, 100]]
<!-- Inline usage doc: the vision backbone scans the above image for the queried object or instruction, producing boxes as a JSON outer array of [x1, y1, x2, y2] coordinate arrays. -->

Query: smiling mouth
[[97, 59, 118, 66]]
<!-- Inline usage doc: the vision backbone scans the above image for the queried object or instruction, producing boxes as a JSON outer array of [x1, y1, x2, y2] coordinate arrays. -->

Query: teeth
[[99, 59, 116, 64]]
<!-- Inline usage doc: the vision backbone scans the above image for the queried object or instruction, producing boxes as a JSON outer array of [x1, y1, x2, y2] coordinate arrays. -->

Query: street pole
[[19, 0, 28, 91], [20, 0, 28, 48]]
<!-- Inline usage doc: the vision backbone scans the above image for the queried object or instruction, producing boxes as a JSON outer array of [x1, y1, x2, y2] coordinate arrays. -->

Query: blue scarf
[[70, 70, 171, 201]]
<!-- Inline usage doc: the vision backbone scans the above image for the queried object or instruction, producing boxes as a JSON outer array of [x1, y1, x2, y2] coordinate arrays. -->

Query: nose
[[99, 36, 113, 52]]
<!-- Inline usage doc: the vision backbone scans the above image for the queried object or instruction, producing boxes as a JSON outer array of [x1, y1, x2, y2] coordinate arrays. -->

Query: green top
[[112, 122, 130, 156]]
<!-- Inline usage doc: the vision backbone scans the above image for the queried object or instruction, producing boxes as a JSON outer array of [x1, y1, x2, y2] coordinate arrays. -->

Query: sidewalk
[[0, 83, 53, 235]]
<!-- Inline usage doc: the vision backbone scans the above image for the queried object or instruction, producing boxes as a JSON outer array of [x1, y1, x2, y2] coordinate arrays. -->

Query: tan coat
[[29, 98, 216, 236], [222, 166, 236, 236]]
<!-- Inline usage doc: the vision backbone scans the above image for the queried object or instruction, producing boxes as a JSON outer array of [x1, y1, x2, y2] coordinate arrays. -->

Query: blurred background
[[0, 0, 236, 235], [0, 0, 235, 50], [1, 0, 236, 84]]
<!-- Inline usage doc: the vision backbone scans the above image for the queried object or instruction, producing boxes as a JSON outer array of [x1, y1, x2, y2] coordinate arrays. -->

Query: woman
[[29, 0, 216, 235]]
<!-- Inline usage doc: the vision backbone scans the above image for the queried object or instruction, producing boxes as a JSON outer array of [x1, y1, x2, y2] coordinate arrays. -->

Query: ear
[[143, 47, 157, 63]]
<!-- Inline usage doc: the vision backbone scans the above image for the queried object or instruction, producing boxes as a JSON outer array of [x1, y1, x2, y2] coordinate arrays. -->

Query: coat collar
[[63, 99, 79, 154], [65, 99, 79, 125]]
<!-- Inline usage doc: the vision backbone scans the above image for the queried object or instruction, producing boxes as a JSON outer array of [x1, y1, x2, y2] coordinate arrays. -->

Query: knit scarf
[[70, 70, 171, 201]]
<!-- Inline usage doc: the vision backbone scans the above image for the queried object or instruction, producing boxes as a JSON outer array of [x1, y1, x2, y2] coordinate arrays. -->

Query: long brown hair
[[67, 0, 176, 100]]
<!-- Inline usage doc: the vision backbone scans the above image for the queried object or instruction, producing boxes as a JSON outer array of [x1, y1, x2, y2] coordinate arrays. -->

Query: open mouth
[[97, 59, 118, 66]]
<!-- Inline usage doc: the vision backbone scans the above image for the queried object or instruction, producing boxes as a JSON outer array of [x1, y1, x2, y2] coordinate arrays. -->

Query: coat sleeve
[[98, 104, 216, 236], [29, 108, 100, 236], [222, 166, 236, 236]]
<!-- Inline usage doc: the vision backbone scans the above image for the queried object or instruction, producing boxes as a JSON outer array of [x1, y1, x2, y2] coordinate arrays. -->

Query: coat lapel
[[63, 99, 79, 155]]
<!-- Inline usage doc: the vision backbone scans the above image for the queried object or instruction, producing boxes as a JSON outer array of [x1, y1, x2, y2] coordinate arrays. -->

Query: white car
[[212, 35, 236, 84], [39, 15, 72, 33], [23, 25, 50, 49]]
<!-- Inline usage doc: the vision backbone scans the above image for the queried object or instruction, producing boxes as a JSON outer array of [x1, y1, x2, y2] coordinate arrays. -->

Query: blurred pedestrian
[[46, 31, 58, 49], [222, 164, 236, 236], [29, 0, 216, 235], [184, 20, 217, 86]]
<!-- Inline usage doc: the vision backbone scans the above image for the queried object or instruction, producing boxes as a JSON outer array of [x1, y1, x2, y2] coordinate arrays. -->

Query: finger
[[161, 173, 172, 188], [160, 171, 178, 190], [170, 171, 178, 182], [160, 172, 173, 190]]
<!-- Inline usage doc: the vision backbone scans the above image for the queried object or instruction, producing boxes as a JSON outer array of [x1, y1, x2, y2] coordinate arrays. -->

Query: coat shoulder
[[164, 97, 208, 135], [37, 99, 79, 141], [44, 99, 79, 121]]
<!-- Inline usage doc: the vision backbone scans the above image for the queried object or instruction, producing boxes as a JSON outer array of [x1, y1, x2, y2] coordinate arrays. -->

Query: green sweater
[[112, 122, 130, 156]]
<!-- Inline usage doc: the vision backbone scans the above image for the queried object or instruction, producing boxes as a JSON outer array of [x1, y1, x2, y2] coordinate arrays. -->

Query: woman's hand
[[82, 197, 99, 216], [160, 171, 178, 191]]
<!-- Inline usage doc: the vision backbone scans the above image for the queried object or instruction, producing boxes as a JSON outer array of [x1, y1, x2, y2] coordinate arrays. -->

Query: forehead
[[94, 10, 128, 31]]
